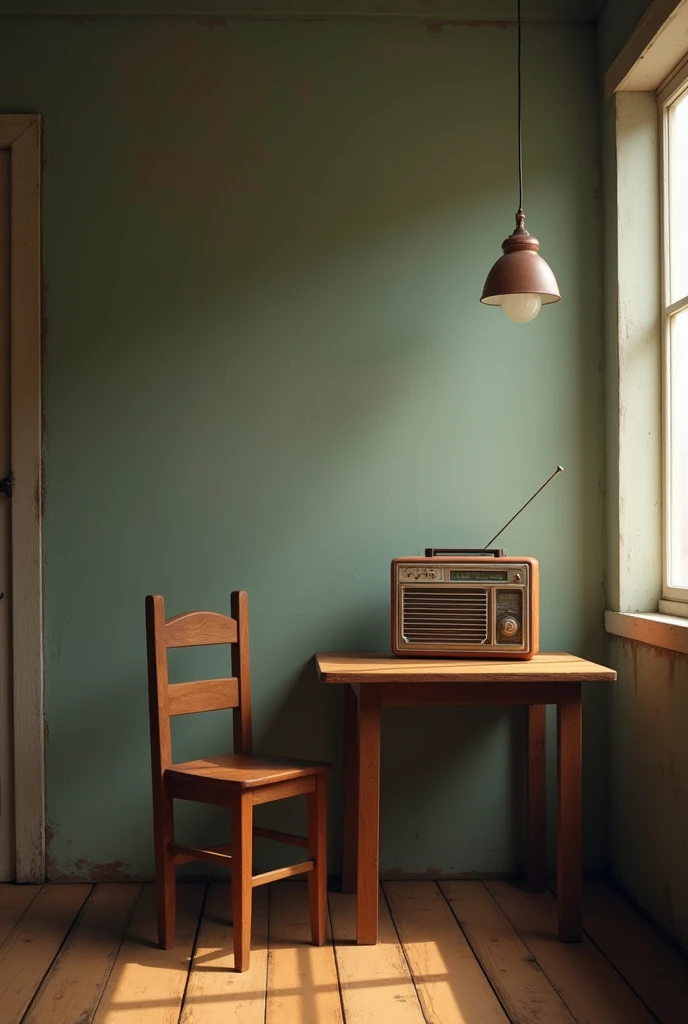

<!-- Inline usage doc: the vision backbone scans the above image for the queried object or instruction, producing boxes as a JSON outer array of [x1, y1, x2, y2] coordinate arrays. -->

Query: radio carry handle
[[424, 548, 505, 558]]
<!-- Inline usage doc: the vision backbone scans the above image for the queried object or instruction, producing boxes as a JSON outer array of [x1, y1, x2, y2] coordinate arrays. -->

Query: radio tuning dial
[[498, 616, 519, 638], [513, 573, 521, 582]]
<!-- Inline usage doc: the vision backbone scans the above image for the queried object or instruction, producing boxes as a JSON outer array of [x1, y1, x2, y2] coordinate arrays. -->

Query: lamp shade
[[481, 212, 561, 308]]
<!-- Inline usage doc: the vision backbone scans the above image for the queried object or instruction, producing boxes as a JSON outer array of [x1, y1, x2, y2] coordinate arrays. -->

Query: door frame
[[1, 116, 43, 882]]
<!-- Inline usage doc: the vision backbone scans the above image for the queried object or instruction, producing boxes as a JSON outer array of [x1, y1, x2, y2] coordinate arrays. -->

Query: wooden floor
[[1, 879, 687, 1024]]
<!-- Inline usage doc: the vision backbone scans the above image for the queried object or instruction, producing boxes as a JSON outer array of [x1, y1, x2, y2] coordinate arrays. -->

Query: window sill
[[605, 610, 688, 655]]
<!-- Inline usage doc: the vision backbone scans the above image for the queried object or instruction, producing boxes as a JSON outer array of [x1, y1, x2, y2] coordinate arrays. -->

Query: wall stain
[[663, 647, 681, 686], [49, 857, 133, 883], [45, 819, 56, 878], [614, 634, 687, 668]]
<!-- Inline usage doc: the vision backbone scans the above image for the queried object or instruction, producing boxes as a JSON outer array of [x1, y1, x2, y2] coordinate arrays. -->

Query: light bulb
[[501, 293, 542, 323]]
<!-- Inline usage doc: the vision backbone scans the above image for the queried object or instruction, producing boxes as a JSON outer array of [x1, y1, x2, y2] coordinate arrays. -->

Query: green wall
[[0, 1, 599, 16], [597, 0, 656, 69], [0, 16, 605, 880]]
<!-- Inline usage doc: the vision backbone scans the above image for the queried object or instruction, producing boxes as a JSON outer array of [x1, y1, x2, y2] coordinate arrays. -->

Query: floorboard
[[266, 881, 343, 1024], [0, 878, 684, 1024], [23, 884, 142, 1024], [0, 883, 90, 1024], [581, 879, 688, 1024], [0, 884, 42, 947], [440, 881, 578, 1024], [384, 881, 509, 1024], [181, 883, 268, 1024], [92, 883, 204, 1024], [487, 880, 659, 1024], [330, 887, 425, 1024]]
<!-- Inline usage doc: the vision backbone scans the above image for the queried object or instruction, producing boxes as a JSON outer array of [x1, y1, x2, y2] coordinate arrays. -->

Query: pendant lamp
[[480, 0, 560, 323]]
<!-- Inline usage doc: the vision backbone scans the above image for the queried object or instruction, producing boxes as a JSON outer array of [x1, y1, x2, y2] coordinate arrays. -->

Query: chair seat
[[165, 753, 329, 789]]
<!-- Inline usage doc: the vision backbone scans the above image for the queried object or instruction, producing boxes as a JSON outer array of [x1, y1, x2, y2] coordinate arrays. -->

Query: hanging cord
[[517, 0, 523, 213]]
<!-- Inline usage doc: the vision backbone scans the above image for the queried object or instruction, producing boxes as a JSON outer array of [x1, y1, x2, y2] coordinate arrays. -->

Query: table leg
[[357, 683, 381, 945], [557, 689, 582, 941], [527, 704, 547, 891], [341, 684, 359, 894]]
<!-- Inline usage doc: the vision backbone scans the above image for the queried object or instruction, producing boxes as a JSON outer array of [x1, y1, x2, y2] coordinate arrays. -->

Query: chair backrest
[[146, 590, 253, 774]]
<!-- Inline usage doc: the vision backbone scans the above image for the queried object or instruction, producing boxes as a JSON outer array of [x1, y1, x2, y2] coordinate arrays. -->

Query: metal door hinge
[[0, 473, 12, 498]]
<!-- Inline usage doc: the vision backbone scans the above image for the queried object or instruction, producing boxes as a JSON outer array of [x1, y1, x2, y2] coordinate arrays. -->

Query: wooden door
[[0, 146, 12, 880]]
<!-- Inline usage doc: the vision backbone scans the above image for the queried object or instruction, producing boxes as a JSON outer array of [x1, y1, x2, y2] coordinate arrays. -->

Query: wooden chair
[[146, 590, 330, 972]]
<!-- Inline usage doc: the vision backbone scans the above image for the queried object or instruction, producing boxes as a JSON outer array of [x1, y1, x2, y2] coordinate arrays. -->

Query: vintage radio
[[391, 466, 562, 660], [391, 549, 538, 659]]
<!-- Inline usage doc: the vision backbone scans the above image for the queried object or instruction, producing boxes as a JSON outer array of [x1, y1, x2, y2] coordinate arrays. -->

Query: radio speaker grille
[[401, 588, 489, 645]]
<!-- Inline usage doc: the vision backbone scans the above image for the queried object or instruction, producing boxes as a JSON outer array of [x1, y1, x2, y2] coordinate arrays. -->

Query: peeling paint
[[49, 857, 134, 883]]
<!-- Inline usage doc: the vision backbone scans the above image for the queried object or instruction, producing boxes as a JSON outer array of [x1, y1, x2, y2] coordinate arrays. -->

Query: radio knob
[[513, 573, 522, 582], [498, 616, 519, 638]]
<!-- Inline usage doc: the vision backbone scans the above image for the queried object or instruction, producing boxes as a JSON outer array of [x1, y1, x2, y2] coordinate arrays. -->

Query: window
[[660, 60, 688, 616]]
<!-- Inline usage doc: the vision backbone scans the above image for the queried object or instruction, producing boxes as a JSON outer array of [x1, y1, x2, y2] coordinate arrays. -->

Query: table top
[[315, 651, 616, 684]]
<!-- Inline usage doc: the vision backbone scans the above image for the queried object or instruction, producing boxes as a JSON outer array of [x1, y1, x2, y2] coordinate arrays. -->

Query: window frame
[[659, 56, 688, 616]]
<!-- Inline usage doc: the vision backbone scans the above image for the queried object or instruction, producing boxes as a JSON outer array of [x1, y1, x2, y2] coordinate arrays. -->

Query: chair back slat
[[168, 678, 239, 717], [165, 611, 237, 648]]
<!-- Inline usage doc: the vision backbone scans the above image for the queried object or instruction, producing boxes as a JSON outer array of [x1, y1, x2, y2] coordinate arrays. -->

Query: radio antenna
[[483, 465, 564, 549]]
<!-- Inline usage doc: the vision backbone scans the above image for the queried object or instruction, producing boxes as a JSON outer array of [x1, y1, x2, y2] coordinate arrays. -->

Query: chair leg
[[232, 792, 254, 972], [154, 787, 176, 949], [308, 773, 327, 947]]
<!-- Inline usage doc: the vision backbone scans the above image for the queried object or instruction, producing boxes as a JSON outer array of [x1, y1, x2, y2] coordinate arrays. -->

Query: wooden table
[[315, 651, 616, 945]]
